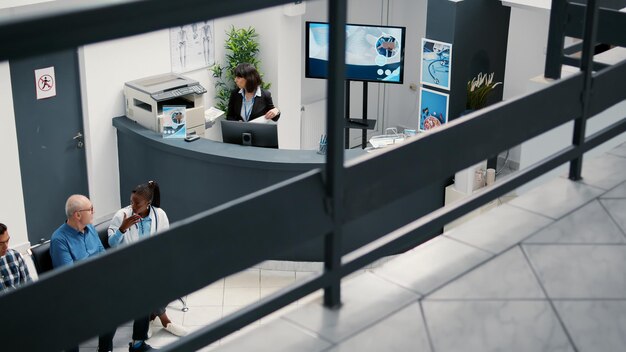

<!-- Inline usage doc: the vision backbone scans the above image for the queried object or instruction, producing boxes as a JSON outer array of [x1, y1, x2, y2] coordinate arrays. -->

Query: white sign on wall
[[34, 66, 56, 100]]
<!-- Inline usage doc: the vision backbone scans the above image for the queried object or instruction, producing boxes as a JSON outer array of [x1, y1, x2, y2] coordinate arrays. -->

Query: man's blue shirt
[[50, 223, 105, 268]]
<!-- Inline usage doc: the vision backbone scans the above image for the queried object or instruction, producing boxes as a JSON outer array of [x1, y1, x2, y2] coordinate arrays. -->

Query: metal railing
[[0, 0, 625, 351]]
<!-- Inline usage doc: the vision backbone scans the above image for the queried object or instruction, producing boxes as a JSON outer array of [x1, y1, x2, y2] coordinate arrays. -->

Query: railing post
[[324, 0, 347, 308], [569, 0, 599, 180], [545, 0, 568, 79]]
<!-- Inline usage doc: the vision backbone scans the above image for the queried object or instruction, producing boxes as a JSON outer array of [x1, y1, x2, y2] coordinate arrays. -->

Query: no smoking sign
[[35, 66, 56, 99]]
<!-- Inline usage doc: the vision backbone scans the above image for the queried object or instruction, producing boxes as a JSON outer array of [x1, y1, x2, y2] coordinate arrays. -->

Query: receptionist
[[226, 63, 281, 123]]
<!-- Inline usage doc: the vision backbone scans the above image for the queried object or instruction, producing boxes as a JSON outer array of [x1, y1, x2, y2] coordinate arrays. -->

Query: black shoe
[[128, 341, 156, 352]]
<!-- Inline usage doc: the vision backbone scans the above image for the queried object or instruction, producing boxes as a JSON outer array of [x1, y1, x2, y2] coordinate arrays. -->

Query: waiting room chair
[[28, 240, 53, 275]]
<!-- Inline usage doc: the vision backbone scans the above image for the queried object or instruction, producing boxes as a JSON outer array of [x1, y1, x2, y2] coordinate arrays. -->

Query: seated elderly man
[[0, 223, 32, 293], [50, 194, 155, 352]]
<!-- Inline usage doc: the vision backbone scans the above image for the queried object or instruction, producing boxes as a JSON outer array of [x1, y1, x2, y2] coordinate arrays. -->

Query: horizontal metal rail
[[1, 1, 625, 351], [0, 170, 332, 351], [566, 4, 626, 47], [0, 0, 295, 61], [344, 73, 584, 220], [342, 113, 626, 278]]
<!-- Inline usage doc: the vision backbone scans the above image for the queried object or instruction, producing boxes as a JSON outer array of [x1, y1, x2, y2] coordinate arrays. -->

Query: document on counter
[[249, 116, 276, 124], [205, 106, 225, 123]]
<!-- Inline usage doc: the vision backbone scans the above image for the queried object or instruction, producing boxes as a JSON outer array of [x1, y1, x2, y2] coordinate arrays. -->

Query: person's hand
[[265, 108, 280, 120], [119, 213, 141, 233]]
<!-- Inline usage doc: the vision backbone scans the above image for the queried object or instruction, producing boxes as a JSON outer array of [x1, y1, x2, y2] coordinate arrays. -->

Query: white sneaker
[[164, 322, 188, 336]]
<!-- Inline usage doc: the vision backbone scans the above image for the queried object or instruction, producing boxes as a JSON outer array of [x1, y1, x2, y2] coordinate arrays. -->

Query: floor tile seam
[[597, 198, 626, 239], [418, 300, 436, 352], [371, 271, 424, 299], [521, 243, 626, 247], [597, 179, 626, 197], [220, 278, 226, 317], [282, 296, 421, 346], [441, 235, 497, 255], [523, 240, 626, 245], [369, 270, 425, 296], [417, 251, 498, 298], [422, 297, 550, 302], [554, 173, 610, 192], [506, 202, 560, 220], [445, 209, 562, 253], [550, 298, 626, 301], [607, 151, 626, 159], [518, 244, 580, 352], [509, 190, 601, 223], [271, 316, 336, 346], [579, 179, 612, 191]]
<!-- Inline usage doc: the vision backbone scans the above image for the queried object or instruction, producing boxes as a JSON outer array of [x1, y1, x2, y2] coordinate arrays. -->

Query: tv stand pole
[[361, 82, 368, 148], [344, 80, 373, 149], [345, 80, 350, 149]]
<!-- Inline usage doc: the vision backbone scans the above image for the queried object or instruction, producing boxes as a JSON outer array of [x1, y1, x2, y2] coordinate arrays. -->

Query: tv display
[[306, 21, 406, 84], [221, 120, 278, 149]]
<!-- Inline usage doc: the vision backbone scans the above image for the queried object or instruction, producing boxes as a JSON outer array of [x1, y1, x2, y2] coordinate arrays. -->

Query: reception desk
[[113, 116, 445, 260], [113, 116, 362, 260]]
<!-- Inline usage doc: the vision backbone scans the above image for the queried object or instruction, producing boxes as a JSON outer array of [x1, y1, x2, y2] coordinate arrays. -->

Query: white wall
[[1, 3, 304, 243], [79, 30, 172, 219], [79, 5, 305, 218], [0, 62, 29, 249], [386, 0, 427, 130]]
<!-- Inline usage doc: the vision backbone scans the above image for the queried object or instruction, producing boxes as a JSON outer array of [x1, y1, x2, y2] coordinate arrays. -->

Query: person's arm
[[16, 252, 32, 284], [159, 209, 170, 233], [107, 210, 127, 247], [50, 237, 73, 268], [263, 90, 280, 121], [226, 90, 240, 121]]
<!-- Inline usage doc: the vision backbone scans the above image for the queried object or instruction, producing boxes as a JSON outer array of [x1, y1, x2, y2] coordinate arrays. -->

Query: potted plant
[[209, 26, 271, 112], [466, 72, 502, 110]]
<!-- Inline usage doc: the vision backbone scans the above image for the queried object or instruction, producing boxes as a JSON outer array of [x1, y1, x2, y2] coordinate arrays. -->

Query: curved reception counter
[[113, 116, 365, 260], [113, 116, 445, 261]]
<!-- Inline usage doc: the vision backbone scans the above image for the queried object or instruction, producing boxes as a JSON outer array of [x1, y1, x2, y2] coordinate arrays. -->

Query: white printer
[[124, 73, 207, 136]]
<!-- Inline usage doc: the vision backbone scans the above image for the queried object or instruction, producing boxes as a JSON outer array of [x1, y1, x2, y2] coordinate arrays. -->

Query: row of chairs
[[28, 218, 188, 312]]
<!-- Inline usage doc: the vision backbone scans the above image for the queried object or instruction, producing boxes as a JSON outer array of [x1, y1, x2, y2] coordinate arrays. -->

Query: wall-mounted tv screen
[[306, 21, 406, 84]]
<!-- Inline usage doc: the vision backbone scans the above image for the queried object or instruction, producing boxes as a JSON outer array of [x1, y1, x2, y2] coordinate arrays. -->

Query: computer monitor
[[221, 120, 279, 149]]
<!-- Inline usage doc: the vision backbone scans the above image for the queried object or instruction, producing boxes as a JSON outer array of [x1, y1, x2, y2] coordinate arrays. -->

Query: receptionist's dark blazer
[[226, 89, 281, 122]]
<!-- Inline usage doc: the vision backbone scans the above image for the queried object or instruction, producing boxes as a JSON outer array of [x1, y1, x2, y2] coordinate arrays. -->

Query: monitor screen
[[221, 120, 278, 149], [306, 22, 406, 84]]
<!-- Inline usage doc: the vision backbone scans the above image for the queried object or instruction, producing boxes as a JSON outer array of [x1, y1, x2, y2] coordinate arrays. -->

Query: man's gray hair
[[65, 194, 88, 218]]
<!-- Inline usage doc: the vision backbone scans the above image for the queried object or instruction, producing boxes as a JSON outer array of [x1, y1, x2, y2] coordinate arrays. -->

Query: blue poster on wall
[[162, 106, 187, 138], [419, 87, 449, 131], [420, 38, 452, 91]]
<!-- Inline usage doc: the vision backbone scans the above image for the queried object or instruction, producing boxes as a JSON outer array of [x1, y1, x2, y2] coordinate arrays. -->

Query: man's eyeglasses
[[0, 236, 10, 245], [76, 206, 94, 214]]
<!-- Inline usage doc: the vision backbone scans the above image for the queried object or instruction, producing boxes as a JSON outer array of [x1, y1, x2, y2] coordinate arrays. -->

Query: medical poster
[[170, 21, 215, 73], [420, 38, 452, 90], [419, 87, 449, 132], [162, 106, 186, 138]]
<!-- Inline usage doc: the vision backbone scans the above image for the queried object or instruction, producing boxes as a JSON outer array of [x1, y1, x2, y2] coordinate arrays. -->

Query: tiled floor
[[74, 267, 330, 351], [33, 142, 625, 351], [206, 142, 626, 352]]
